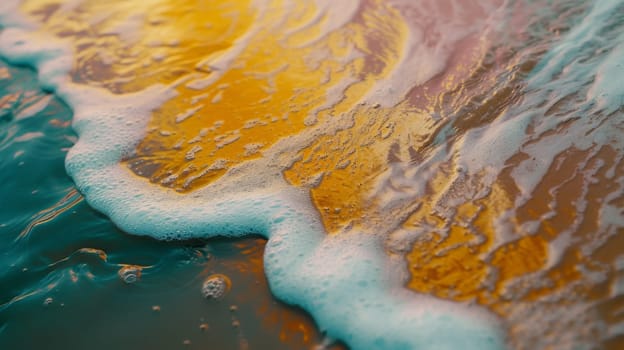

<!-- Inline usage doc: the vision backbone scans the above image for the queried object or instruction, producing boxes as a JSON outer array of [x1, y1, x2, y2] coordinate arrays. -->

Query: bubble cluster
[[201, 274, 231, 299]]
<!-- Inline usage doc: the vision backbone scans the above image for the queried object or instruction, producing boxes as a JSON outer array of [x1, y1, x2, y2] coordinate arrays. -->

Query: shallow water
[[1, 0, 623, 349], [0, 60, 342, 349]]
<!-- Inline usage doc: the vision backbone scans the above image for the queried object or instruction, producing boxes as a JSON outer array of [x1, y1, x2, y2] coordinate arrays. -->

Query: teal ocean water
[[0, 60, 335, 349]]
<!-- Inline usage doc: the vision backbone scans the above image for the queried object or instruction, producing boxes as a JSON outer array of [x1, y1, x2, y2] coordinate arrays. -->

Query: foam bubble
[[201, 274, 231, 299], [118, 265, 142, 284]]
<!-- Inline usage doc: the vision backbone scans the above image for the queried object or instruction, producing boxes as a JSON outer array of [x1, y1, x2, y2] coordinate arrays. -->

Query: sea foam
[[0, 1, 507, 349]]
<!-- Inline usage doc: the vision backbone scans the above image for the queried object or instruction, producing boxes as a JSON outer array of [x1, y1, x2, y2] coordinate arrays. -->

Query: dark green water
[[0, 59, 336, 349]]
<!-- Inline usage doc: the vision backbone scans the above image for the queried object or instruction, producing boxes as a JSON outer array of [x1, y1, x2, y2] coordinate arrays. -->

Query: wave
[[1, 0, 623, 348]]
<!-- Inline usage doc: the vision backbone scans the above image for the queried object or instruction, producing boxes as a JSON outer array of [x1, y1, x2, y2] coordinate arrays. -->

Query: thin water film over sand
[[0, 0, 623, 349]]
